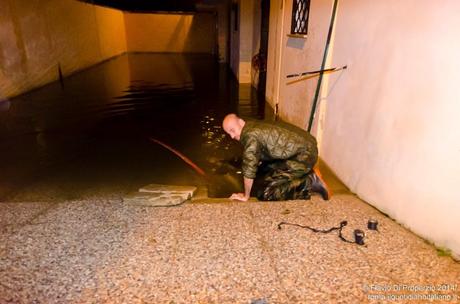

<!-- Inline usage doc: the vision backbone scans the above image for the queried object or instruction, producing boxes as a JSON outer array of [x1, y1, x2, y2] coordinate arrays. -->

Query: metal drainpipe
[[307, 0, 340, 132], [274, 0, 285, 120]]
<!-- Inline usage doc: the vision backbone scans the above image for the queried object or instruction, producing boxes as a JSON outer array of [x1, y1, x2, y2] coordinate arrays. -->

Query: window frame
[[290, 0, 311, 36]]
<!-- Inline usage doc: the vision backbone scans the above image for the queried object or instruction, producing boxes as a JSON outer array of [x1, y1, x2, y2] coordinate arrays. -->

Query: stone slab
[[124, 184, 197, 207], [139, 184, 197, 199], [124, 192, 186, 207]]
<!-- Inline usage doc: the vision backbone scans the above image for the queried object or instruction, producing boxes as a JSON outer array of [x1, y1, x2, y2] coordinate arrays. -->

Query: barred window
[[291, 0, 311, 35]]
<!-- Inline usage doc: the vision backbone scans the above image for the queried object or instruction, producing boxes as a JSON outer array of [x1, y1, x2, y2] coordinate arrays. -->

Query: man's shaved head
[[222, 113, 245, 141]]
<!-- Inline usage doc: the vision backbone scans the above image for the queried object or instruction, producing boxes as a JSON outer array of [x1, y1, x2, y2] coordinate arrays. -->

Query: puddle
[[0, 53, 264, 201]]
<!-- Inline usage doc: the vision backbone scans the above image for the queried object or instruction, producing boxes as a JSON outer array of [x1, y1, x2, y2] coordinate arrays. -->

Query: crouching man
[[222, 113, 330, 201]]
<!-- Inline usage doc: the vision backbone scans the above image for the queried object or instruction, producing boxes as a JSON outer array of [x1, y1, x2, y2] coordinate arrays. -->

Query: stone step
[[125, 184, 198, 207]]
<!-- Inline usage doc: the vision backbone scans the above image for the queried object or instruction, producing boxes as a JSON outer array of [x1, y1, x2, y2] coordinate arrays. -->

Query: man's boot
[[310, 167, 331, 200]]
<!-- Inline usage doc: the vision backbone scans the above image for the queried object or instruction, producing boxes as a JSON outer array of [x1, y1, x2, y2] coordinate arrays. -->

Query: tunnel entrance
[[0, 53, 264, 201]]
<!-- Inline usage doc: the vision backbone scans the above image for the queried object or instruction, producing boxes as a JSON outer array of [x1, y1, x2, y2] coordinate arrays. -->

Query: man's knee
[[295, 150, 317, 171]]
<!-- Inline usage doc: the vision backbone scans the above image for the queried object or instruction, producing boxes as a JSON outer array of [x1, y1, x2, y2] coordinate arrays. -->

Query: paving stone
[[124, 192, 188, 207], [123, 184, 198, 207], [1, 195, 459, 303], [139, 184, 197, 198]]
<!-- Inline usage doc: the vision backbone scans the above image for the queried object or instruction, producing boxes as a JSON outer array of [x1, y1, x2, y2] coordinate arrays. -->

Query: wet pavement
[[0, 53, 263, 201], [1, 195, 459, 303]]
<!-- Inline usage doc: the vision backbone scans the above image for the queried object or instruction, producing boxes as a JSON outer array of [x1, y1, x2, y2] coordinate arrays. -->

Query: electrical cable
[[277, 220, 362, 245]]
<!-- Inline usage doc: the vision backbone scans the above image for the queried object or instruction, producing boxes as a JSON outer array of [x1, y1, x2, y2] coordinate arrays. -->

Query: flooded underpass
[[0, 53, 265, 201], [2, 53, 459, 304], [1, 0, 459, 301]]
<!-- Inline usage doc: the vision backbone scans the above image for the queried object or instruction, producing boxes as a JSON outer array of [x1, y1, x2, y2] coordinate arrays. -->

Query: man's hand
[[229, 193, 249, 202], [229, 177, 254, 201]]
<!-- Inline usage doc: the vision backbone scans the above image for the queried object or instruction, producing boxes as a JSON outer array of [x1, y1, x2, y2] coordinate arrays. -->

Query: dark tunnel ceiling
[[78, 0, 223, 13]]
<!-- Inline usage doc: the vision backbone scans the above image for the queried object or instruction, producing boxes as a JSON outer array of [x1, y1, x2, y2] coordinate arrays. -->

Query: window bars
[[291, 0, 311, 35]]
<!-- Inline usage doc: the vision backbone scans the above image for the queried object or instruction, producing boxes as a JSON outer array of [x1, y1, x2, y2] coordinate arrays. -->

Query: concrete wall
[[216, 2, 231, 63], [250, 1, 261, 88], [265, 0, 460, 257], [0, 0, 127, 99], [265, 0, 331, 127], [265, 0, 282, 113], [124, 13, 216, 54], [0, 3, 226, 99], [95, 5, 127, 59], [230, 0, 261, 84], [238, 0, 255, 83], [229, 2, 240, 79], [196, 1, 230, 63]]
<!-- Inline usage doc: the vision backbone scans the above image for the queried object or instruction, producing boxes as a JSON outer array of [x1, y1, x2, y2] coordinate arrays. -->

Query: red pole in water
[[149, 137, 207, 177]]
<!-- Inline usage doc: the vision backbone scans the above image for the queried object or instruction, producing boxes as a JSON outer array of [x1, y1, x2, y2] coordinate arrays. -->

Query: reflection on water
[[0, 100, 11, 112], [0, 53, 264, 200]]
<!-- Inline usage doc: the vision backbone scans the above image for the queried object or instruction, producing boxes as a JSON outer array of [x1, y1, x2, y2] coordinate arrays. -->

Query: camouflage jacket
[[240, 119, 317, 179]]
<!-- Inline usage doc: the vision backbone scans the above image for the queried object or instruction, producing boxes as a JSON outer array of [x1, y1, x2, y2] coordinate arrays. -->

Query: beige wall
[[95, 6, 127, 59], [0, 0, 126, 99], [230, 0, 261, 84], [266, 0, 460, 257], [265, 0, 331, 127], [238, 0, 255, 83], [265, 0, 281, 113], [0, 3, 223, 99], [124, 13, 216, 54], [250, 1, 261, 87], [127, 53, 192, 86]]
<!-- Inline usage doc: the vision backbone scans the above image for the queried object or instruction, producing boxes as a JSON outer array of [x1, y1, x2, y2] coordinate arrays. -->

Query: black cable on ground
[[278, 220, 360, 245]]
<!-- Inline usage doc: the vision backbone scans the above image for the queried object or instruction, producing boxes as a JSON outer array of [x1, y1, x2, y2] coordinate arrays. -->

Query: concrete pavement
[[1, 193, 459, 303]]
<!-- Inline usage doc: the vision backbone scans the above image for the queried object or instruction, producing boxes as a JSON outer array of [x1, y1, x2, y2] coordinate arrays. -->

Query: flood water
[[0, 53, 265, 201]]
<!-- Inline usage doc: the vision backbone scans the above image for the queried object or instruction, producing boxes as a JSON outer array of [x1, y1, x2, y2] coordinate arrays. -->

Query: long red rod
[[149, 137, 206, 177]]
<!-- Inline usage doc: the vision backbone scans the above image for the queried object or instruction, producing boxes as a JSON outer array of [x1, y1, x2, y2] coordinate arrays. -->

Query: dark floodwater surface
[[0, 54, 264, 201]]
